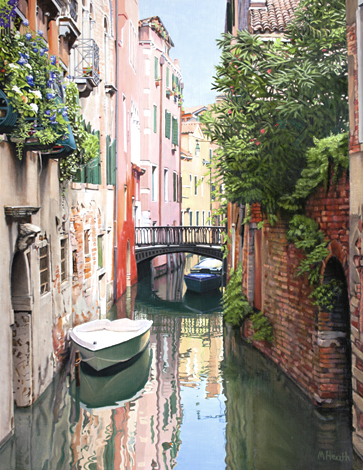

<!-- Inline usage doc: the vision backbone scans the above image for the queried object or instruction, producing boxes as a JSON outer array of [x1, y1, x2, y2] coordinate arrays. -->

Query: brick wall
[[242, 172, 350, 407]]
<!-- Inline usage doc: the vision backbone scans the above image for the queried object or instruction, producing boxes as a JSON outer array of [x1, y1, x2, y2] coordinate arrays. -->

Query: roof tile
[[250, 0, 299, 34]]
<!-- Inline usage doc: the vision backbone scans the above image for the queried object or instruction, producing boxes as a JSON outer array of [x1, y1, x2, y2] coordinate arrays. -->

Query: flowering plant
[[0, 22, 69, 158]]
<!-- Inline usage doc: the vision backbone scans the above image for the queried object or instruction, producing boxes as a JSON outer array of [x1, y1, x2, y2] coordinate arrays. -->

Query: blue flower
[[25, 32, 32, 41], [46, 92, 55, 100], [25, 53, 29, 59], [39, 49, 45, 57], [23, 19, 29, 26], [50, 114, 56, 123], [26, 75, 34, 86], [33, 48, 38, 53], [45, 110, 51, 116], [37, 29, 43, 36], [18, 56, 27, 66], [62, 108, 68, 118], [50, 55, 56, 65]]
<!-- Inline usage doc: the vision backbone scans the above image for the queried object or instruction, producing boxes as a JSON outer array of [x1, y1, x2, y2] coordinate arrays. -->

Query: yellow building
[[181, 122, 215, 226]]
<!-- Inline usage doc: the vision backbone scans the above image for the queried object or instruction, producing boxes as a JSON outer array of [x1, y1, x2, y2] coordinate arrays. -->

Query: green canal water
[[0, 256, 354, 470]]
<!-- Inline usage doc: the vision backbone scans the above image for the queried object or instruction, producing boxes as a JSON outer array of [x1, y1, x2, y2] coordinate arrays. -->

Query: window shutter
[[165, 110, 171, 139], [172, 117, 178, 145], [111, 139, 116, 185], [166, 68, 169, 88], [106, 135, 111, 185], [154, 57, 158, 79]]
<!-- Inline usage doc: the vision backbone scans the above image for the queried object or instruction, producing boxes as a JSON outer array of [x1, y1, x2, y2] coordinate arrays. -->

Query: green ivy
[[223, 263, 273, 342], [287, 215, 329, 285], [250, 311, 273, 343], [309, 279, 343, 311]]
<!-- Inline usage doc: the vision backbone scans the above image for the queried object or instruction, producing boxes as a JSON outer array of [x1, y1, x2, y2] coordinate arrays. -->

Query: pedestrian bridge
[[134, 226, 226, 263]]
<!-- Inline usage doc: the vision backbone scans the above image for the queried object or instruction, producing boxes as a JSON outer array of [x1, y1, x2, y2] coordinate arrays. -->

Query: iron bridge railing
[[135, 226, 226, 247]]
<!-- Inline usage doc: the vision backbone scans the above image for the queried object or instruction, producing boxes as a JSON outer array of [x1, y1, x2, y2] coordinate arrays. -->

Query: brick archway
[[315, 249, 351, 408]]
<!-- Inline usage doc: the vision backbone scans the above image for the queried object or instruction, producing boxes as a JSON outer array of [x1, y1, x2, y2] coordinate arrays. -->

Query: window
[[173, 171, 178, 202], [129, 21, 137, 70], [154, 56, 158, 79], [201, 176, 204, 196], [209, 148, 213, 160], [181, 211, 184, 226], [189, 211, 193, 226], [202, 211, 205, 226], [123, 94, 127, 152], [84, 230, 90, 256], [166, 67, 169, 88], [40, 245, 50, 295], [152, 165, 157, 201], [164, 168, 168, 202], [73, 129, 101, 184], [98, 235, 104, 269], [72, 250, 78, 283], [189, 173, 192, 196], [196, 211, 199, 226], [60, 239, 67, 283], [165, 110, 171, 139], [153, 105, 157, 133], [172, 117, 178, 145], [211, 184, 216, 201], [194, 175, 198, 196]]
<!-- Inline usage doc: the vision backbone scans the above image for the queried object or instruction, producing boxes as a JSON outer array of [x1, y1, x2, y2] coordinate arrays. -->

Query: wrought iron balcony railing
[[73, 38, 100, 87]]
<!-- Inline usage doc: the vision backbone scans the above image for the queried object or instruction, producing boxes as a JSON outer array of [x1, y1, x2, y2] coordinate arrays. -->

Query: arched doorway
[[318, 256, 351, 407], [11, 252, 33, 407]]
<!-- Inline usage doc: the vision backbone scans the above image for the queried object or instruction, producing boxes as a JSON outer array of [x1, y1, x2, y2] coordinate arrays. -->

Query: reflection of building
[[179, 314, 223, 398]]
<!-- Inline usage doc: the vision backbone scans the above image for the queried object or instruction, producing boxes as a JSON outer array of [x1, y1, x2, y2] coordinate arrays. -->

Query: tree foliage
[[201, 0, 347, 217]]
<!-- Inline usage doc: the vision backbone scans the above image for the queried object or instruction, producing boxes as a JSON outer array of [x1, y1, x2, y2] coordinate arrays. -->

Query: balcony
[[73, 39, 101, 97]]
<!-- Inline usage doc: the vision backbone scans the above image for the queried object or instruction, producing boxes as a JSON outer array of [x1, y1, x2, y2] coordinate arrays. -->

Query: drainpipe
[[179, 82, 183, 225], [158, 56, 164, 225], [113, 0, 119, 302], [231, 222, 235, 270]]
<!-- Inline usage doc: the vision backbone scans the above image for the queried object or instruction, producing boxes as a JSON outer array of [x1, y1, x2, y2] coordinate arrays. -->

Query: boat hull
[[184, 273, 221, 293], [72, 329, 151, 371]]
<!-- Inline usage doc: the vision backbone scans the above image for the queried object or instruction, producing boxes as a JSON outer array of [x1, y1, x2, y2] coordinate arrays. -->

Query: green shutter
[[153, 105, 157, 133], [106, 135, 111, 185], [172, 117, 178, 145], [111, 139, 116, 186], [95, 130, 101, 184], [166, 68, 169, 88], [165, 110, 171, 139], [154, 57, 158, 79]]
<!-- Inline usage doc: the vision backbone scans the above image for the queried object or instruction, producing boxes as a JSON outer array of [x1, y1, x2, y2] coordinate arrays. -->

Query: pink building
[[115, 0, 144, 298], [139, 17, 183, 228]]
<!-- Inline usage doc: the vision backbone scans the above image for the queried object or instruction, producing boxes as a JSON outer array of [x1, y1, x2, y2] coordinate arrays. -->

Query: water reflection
[[0, 267, 354, 470]]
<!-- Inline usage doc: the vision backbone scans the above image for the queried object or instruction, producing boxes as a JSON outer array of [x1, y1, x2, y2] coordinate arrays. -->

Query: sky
[[139, 0, 226, 108]]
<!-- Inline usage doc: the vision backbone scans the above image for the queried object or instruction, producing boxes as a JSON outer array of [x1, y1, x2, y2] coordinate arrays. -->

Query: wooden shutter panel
[[106, 135, 111, 185], [172, 117, 178, 145], [153, 105, 157, 133], [165, 110, 171, 139], [111, 139, 116, 185], [155, 57, 158, 79]]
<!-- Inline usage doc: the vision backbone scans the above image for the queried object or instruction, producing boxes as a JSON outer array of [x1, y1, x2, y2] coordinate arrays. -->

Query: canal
[[0, 255, 354, 469]]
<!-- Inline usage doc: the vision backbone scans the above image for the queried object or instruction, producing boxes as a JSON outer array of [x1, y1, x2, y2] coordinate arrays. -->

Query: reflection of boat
[[73, 347, 152, 410], [190, 258, 223, 275], [183, 289, 222, 313], [69, 318, 153, 371], [184, 272, 221, 293]]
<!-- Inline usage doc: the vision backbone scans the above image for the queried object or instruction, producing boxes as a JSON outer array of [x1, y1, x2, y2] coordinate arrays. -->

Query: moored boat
[[184, 272, 221, 293], [69, 318, 153, 372], [190, 257, 223, 275]]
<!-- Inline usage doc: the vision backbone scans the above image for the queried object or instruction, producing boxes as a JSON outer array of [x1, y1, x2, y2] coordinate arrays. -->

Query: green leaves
[[201, 0, 347, 218]]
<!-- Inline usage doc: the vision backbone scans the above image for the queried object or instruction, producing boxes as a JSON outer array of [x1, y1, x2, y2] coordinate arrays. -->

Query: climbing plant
[[223, 264, 273, 342]]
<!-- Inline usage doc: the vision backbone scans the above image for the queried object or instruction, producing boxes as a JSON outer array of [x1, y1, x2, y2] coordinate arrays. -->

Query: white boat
[[69, 318, 153, 372], [190, 257, 223, 275]]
